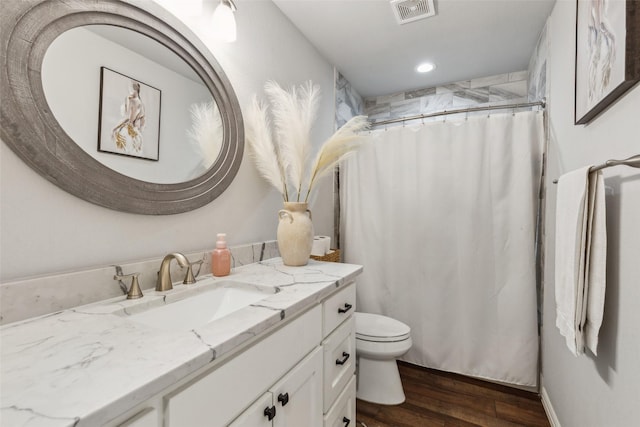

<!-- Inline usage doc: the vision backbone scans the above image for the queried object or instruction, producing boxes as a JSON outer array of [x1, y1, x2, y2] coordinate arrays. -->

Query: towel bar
[[552, 154, 640, 184]]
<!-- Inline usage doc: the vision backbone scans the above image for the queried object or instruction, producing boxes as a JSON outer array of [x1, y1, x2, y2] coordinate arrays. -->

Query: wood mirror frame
[[0, 0, 244, 215]]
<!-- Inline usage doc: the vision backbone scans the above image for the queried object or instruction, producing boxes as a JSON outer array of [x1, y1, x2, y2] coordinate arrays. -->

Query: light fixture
[[416, 62, 436, 73], [212, 0, 237, 43]]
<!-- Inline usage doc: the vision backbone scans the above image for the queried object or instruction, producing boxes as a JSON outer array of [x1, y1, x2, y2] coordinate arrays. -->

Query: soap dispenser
[[212, 233, 231, 277]]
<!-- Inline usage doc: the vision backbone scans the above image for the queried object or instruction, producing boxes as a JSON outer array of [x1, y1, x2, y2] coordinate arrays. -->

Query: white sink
[[124, 281, 275, 332]]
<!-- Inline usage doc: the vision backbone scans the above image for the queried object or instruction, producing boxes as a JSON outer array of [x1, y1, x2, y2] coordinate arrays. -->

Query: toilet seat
[[355, 312, 411, 342]]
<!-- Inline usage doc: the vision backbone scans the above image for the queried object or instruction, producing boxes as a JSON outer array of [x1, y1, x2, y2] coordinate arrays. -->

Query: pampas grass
[[304, 115, 369, 201], [264, 80, 320, 200], [246, 95, 289, 200], [187, 101, 223, 173], [245, 80, 369, 203]]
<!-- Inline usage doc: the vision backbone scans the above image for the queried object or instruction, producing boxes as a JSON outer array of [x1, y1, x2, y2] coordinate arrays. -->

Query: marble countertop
[[0, 258, 362, 427]]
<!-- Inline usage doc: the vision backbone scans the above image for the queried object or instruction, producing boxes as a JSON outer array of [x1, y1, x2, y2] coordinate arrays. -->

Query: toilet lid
[[355, 312, 411, 342]]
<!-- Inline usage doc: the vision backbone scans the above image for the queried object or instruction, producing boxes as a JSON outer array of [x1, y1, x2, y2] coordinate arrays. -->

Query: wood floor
[[356, 362, 551, 427]]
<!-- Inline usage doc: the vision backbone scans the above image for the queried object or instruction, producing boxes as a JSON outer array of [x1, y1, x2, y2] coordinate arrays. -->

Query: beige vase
[[277, 202, 314, 266]]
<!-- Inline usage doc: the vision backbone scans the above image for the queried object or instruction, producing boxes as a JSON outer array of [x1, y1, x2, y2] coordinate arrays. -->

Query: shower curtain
[[341, 110, 544, 386]]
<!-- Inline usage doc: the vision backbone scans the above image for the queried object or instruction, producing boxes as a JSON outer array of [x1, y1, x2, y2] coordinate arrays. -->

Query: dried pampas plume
[[305, 115, 369, 201], [264, 80, 320, 199], [246, 95, 288, 200], [187, 101, 223, 175], [245, 80, 369, 203]]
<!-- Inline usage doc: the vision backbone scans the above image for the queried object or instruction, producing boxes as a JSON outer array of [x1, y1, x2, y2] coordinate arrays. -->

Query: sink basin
[[124, 281, 275, 332]]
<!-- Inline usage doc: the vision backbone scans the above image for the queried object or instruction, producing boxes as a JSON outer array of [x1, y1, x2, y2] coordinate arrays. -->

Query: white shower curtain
[[341, 110, 544, 386]]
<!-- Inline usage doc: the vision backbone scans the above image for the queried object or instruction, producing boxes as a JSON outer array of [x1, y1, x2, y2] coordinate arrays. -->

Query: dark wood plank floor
[[356, 362, 550, 427]]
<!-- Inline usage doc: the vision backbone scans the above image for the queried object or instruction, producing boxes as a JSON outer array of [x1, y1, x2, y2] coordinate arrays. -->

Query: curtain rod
[[552, 154, 640, 184], [369, 100, 546, 127]]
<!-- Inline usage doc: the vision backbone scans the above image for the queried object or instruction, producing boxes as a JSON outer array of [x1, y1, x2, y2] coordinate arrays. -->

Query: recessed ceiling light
[[416, 62, 435, 73]]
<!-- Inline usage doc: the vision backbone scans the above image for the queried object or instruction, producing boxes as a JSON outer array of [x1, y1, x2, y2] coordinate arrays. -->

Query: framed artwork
[[575, 0, 640, 124], [98, 67, 161, 160]]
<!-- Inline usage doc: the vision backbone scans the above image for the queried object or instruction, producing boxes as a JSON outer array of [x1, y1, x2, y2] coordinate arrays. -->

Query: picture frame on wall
[[98, 67, 161, 160], [575, 0, 640, 125]]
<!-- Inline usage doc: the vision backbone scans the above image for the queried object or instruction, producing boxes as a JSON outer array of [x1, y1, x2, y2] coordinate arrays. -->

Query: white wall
[[542, 1, 640, 425], [0, 0, 336, 281]]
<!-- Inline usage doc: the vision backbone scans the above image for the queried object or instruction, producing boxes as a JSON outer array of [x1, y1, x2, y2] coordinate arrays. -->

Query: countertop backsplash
[[0, 240, 280, 325]]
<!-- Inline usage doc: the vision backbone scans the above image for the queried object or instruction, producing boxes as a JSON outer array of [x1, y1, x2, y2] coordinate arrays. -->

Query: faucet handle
[[183, 259, 203, 285], [114, 272, 143, 299]]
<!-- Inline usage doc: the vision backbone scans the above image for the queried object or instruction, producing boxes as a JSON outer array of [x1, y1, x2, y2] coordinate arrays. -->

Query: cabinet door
[[229, 393, 274, 427], [271, 347, 323, 427]]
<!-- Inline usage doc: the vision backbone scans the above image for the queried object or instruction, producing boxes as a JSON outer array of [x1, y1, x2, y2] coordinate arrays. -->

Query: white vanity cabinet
[[228, 282, 357, 427], [113, 282, 357, 427]]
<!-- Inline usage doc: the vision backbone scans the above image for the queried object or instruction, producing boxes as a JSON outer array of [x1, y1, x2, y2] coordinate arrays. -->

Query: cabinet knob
[[343, 416, 351, 427], [338, 303, 353, 314], [335, 351, 350, 365], [277, 392, 289, 406], [264, 405, 276, 421]]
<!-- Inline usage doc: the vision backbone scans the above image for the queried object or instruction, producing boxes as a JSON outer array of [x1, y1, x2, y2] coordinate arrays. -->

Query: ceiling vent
[[390, 0, 436, 25]]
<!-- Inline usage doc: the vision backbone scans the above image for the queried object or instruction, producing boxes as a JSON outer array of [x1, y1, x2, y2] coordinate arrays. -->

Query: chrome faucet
[[156, 253, 191, 292]]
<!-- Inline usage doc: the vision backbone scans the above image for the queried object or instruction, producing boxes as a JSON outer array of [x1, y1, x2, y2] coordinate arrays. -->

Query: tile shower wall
[[0, 240, 280, 325], [528, 20, 548, 102], [333, 71, 364, 249], [335, 71, 364, 128], [364, 71, 529, 124]]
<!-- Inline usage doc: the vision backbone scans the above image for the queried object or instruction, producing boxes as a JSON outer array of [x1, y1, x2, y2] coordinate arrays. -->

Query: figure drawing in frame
[[98, 67, 161, 160], [575, 0, 639, 124]]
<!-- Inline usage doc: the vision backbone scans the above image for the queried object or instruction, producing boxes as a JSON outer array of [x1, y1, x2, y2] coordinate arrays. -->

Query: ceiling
[[272, 0, 556, 98]]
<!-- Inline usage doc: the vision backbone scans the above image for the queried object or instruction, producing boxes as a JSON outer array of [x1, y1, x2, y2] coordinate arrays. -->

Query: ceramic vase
[[277, 202, 313, 266]]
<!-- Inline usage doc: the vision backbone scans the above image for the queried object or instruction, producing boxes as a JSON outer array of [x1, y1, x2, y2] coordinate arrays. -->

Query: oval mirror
[[1, 0, 243, 214]]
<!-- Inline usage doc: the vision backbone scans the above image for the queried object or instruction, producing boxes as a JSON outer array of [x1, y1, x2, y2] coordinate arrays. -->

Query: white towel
[[583, 172, 607, 355], [555, 167, 607, 356]]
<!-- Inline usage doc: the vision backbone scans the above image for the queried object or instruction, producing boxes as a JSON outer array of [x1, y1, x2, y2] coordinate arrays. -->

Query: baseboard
[[540, 385, 561, 427]]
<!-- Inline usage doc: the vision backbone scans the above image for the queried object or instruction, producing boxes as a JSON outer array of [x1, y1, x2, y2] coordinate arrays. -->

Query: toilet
[[355, 312, 412, 405]]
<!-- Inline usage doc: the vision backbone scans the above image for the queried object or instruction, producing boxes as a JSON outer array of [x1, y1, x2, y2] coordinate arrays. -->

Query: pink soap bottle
[[212, 233, 231, 277]]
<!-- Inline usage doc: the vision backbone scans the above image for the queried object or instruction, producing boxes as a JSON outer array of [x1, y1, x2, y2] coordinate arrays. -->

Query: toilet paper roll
[[311, 237, 326, 256], [316, 236, 331, 253]]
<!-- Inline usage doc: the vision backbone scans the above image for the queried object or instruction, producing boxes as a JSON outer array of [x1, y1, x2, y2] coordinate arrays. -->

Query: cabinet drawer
[[323, 376, 355, 427], [322, 316, 355, 412], [166, 305, 322, 427], [322, 283, 356, 337]]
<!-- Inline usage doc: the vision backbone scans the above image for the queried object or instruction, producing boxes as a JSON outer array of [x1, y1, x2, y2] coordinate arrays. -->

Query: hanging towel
[[554, 167, 607, 356], [583, 172, 607, 355]]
